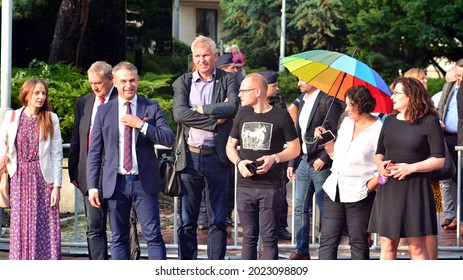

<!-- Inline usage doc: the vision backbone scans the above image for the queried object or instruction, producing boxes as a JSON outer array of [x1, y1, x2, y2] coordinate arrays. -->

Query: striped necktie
[[123, 101, 133, 172]]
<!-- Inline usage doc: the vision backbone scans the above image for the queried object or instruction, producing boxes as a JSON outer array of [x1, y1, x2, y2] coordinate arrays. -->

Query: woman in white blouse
[[315, 85, 382, 260]]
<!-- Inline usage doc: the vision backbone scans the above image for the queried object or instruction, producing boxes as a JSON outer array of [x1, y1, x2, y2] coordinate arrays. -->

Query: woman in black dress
[[368, 77, 445, 260]]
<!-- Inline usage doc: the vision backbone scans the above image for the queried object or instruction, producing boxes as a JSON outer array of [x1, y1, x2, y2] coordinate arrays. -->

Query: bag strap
[[6, 110, 15, 152], [175, 123, 184, 157], [1, 110, 15, 167]]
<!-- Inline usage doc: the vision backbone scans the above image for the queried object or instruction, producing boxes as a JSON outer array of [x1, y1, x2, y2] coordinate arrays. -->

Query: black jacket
[[289, 91, 343, 168], [172, 69, 239, 166]]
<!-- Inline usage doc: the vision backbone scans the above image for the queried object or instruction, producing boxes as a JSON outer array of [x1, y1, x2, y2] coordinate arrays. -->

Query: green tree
[[220, 0, 351, 69], [0, 0, 47, 19], [288, 0, 348, 52], [343, 0, 463, 82], [220, 0, 283, 69], [220, 0, 463, 84]]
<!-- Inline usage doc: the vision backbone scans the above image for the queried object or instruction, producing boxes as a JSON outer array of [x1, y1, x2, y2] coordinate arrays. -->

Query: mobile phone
[[246, 162, 258, 175], [245, 161, 263, 175], [318, 130, 336, 145]]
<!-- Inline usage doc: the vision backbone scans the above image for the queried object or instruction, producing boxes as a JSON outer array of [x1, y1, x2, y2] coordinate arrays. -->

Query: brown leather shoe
[[443, 219, 457, 230], [288, 251, 311, 260]]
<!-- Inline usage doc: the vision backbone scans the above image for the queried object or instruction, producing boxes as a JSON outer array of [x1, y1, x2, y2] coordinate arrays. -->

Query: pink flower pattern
[[9, 112, 61, 260]]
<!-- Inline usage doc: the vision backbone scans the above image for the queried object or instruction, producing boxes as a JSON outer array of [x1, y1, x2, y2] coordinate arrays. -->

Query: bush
[[243, 67, 301, 105], [126, 39, 190, 77], [277, 71, 300, 104], [6, 60, 177, 144], [428, 78, 445, 96]]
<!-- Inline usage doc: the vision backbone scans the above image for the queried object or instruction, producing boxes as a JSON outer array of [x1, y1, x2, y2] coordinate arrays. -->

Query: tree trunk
[[48, 0, 90, 66]]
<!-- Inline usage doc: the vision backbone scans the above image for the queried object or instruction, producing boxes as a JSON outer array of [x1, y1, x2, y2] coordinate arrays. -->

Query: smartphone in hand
[[318, 130, 336, 145], [246, 161, 264, 175], [246, 162, 258, 175]]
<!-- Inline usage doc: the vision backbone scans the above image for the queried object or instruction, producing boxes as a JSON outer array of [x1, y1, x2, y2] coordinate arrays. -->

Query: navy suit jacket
[[68, 87, 118, 195], [288, 91, 343, 168], [86, 94, 175, 199]]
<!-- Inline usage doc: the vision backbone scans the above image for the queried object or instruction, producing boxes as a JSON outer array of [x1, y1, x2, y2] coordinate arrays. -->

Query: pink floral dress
[[9, 112, 61, 260]]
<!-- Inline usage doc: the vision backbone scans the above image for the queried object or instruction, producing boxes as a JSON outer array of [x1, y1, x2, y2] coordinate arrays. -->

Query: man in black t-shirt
[[226, 73, 300, 260]]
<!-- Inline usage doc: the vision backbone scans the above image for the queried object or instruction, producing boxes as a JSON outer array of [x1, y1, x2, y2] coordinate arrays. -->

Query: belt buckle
[[199, 146, 214, 155], [124, 174, 138, 181]]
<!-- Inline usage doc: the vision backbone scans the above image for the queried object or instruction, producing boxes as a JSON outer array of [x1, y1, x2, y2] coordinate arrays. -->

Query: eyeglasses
[[239, 88, 257, 95], [392, 90, 406, 96]]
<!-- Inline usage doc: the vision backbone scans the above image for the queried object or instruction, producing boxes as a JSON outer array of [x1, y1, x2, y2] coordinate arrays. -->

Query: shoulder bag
[[159, 123, 185, 197], [0, 110, 16, 208], [429, 143, 455, 182]]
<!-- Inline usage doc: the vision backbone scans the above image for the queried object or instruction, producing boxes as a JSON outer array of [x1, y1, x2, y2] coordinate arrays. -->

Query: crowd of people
[[0, 35, 460, 260]]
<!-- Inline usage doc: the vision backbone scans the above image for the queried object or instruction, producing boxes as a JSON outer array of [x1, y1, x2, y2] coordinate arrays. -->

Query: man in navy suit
[[69, 61, 117, 259], [87, 61, 175, 260]]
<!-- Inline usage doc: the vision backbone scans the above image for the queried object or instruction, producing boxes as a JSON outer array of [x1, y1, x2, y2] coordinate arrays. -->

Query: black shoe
[[441, 218, 454, 228], [226, 217, 235, 227], [278, 228, 292, 240]]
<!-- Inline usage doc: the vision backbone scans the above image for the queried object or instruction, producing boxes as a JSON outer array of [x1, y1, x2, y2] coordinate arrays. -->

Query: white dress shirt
[[299, 90, 320, 154], [117, 95, 140, 175], [90, 87, 113, 131], [322, 117, 382, 202]]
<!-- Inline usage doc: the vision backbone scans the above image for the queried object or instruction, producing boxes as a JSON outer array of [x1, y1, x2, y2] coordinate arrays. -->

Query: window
[[196, 9, 217, 42]]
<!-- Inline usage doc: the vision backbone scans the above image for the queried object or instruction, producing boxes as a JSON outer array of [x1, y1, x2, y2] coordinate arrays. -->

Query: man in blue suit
[[87, 61, 175, 260]]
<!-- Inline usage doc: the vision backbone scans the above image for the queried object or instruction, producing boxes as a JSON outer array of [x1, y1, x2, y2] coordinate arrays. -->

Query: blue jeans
[[294, 154, 330, 255], [178, 151, 228, 260]]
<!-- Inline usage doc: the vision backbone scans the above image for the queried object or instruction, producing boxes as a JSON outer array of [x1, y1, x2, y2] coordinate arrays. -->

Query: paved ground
[[0, 182, 462, 260]]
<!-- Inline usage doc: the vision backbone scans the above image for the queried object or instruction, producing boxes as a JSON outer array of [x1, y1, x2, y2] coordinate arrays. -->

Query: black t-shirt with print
[[230, 106, 298, 189]]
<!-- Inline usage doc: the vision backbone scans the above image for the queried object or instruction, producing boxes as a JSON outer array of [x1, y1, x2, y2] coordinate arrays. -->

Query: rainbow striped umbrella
[[282, 50, 393, 114]]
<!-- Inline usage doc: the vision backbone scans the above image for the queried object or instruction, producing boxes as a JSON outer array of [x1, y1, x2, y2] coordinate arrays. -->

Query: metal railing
[[1, 144, 462, 258]]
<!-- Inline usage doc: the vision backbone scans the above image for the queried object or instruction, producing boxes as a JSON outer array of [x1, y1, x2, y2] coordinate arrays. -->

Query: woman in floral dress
[[0, 78, 63, 259]]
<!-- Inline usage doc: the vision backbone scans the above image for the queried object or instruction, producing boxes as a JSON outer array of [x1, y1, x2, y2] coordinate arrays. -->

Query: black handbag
[[159, 153, 182, 197], [159, 124, 185, 197], [429, 144, 456, 181]]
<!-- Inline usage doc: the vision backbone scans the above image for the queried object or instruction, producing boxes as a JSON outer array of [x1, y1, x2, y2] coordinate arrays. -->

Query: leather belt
[[444, 131, 457, 137], [188, 145, 215, 156], [118, 174, 139, 181]]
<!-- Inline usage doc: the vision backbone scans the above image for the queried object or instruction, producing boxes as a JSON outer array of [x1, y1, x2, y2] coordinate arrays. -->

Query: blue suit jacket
[[86, 94, 175, 199]]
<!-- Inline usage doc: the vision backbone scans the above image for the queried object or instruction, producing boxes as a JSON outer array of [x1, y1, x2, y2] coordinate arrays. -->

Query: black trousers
[[237, 187, 281, 260], [318, 190, 375, 260]]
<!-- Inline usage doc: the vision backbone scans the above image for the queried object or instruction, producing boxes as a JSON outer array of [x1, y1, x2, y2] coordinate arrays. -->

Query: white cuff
[[88, 188, 98, 195]]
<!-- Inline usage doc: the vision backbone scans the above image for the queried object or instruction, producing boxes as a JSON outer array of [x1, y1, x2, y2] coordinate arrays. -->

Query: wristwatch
[[139, 121, 145, 131], [273, 154, 280, 164]]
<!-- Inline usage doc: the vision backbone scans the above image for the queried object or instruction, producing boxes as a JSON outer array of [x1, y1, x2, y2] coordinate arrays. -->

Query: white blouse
[[322, 116, 383, 202]]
